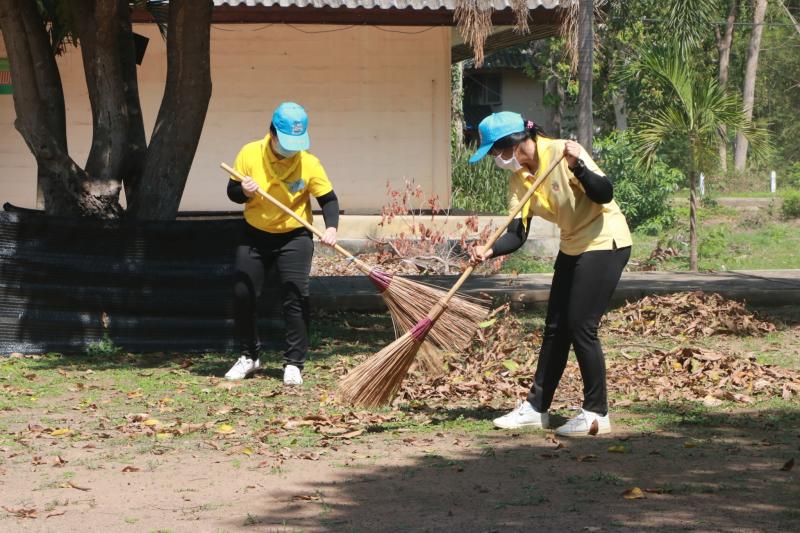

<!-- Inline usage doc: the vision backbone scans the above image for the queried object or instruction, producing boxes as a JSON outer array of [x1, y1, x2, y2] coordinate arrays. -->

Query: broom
[[220, 162, 490, 352], [339, 155, 565, 407]]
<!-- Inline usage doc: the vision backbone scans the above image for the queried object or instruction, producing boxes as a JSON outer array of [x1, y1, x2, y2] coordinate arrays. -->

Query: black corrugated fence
[[0, 205, 286, 355]]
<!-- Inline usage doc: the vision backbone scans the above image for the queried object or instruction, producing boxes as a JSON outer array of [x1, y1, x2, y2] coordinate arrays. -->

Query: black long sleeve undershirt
[[491, 218, 532, 257], [226, 180, 340, 229], [227, 179, 249, 204], [571, 163, 614, 204], [316, 190, 340, 229]]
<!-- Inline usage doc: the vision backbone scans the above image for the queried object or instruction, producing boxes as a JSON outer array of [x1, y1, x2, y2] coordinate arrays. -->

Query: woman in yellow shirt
[[224, 103, 339, 385], [470, 112, 632, 436]]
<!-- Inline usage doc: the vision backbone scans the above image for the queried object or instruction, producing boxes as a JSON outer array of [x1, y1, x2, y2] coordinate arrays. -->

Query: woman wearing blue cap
[[469, 112, 632, 436], [224, 102, 340, 385]]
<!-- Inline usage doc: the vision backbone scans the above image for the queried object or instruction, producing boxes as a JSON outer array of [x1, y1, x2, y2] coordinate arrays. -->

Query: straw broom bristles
[[382, 275, 490, 352], [339, 328, 427, 408]]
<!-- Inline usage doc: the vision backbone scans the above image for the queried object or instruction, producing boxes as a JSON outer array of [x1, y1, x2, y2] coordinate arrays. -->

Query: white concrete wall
[[0, 24, 451, 213]]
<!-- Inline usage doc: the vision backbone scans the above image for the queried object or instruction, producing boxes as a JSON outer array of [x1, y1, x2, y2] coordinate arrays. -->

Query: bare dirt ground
[[3, 398, 799, 532]]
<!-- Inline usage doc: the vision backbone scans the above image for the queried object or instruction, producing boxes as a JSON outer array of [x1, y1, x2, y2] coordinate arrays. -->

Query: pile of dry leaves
[[604, 291, 777, 337], [609, 346, 800, 405], [399, 297, 798, 409]]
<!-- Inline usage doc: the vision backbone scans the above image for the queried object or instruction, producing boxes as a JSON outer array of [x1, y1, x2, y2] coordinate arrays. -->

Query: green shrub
[[86, 333, 123, 358], [594, 131, 683, 235], [698, 226, 729, 259], [781, 189, 800, 219], [786, 162, 800, 190], [451, 143, 508, 214]]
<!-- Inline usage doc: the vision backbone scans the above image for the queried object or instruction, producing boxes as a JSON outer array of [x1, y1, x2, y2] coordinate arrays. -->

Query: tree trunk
[[0, 0, 83, 216], [117, 0, 148, 202], [611, 91, 627, 131], [451, 62, 464, 147], [70, 0, 129, 217], [689, 169, 698, 272], [734, 0, 766, 172], [717, 0, 738, 174], [128, 0, 213, 220], [576, 0, 593, 149]]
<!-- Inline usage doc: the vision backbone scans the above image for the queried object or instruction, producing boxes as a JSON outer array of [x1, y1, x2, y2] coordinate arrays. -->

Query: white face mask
[[494, 151, 523, 172]]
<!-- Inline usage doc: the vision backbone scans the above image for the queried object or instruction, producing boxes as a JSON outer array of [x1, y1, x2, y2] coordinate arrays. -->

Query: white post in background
[[770, 170, 776, 193], [699, 173, 706, 197]]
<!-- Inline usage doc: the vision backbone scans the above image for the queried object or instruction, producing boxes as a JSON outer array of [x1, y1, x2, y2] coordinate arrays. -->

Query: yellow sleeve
[[507, 173, 527, 219], [232, 145, 250, 182], [306, 158, 334, 197]]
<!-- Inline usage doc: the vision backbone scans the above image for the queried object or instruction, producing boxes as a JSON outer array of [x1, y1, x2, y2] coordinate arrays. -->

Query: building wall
[[499, 69, 547, 126], [0, 24, 451, 213]]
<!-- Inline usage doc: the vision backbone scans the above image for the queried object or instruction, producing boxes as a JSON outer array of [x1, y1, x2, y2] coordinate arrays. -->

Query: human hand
[[469, 245, 493, 265], [241, 176, 259, 198], [321, 227, 337, 247], [564, 140, 582, 168]]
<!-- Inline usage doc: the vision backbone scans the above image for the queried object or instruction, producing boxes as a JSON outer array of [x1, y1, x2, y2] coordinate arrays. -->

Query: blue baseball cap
[[272, 102, 310, 152], [469, 111, 525, 164]]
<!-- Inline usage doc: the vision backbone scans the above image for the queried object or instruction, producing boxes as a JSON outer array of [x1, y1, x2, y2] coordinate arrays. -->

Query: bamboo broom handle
[[220, 162, 372, 274], [427, 155, 565, 320]]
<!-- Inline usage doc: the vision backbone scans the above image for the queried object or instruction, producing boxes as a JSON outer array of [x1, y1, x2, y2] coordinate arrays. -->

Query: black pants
[[527, 246, 631, 416], [233, 224, 313, 369]]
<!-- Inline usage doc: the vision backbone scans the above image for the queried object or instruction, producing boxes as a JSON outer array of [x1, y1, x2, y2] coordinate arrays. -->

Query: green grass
[[1, 306, 797, 459]]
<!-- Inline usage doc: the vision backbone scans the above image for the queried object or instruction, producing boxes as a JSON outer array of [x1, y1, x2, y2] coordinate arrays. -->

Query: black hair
[[492, 119, 547, 152], [269, 123, 277, 136]]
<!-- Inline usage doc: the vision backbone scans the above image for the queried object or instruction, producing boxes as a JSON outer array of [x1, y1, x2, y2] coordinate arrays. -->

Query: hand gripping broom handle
[[220, 162, 373, 275], [424, 155, 565, 324]]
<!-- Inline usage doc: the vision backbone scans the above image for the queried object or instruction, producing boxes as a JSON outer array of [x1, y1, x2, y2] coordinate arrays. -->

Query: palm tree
[[633, 47, 770, 271]]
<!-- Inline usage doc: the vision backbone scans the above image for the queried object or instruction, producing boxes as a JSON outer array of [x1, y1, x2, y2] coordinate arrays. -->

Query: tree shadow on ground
[[227, 406, 800, 532], [20, 310, 396, 377]]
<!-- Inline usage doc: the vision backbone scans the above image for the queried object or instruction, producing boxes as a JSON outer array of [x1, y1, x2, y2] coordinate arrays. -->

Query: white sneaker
[[493, 401, 549, 429], [283, 365, 303, 386], [555, 408, 611, 436], [224, 356, 260, 380]]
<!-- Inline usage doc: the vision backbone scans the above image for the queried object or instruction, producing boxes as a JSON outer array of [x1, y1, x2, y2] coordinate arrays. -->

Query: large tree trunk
[[734, 0, 766, 172], [576, 0, 593, 149], [70, 0, 131, 218], [129, 0, 213, 220], [717, 0, 738, 174], [0, 0, 95, 216]]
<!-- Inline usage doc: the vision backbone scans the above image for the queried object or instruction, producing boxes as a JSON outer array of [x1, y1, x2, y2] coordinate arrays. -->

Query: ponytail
[[492, 118, 547, 151]]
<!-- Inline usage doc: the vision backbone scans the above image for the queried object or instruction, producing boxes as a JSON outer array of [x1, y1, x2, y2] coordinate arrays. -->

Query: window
[[465, 73, 502, 106]]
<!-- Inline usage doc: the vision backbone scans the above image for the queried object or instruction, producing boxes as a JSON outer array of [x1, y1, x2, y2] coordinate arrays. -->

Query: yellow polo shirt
[[508, 137, 632, 256], [232, 134, 333, 233]]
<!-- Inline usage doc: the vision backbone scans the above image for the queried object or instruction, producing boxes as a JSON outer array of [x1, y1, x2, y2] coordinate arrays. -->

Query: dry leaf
[[622, 487, 645, 500], [588, 419, 599, 436], [780, 458, 795, 472], [608, 445, 627, 454], [576, 454, 597, 463], [66, 481, 91, 491], [3, 506, 37, 519], [50, 428, 72, 437], [292, 493, 320, 502], [339, 429, 365, 439], [121, 466, 140, 473], [216, 424, 236, 435], [46, 510, 66, 518]]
